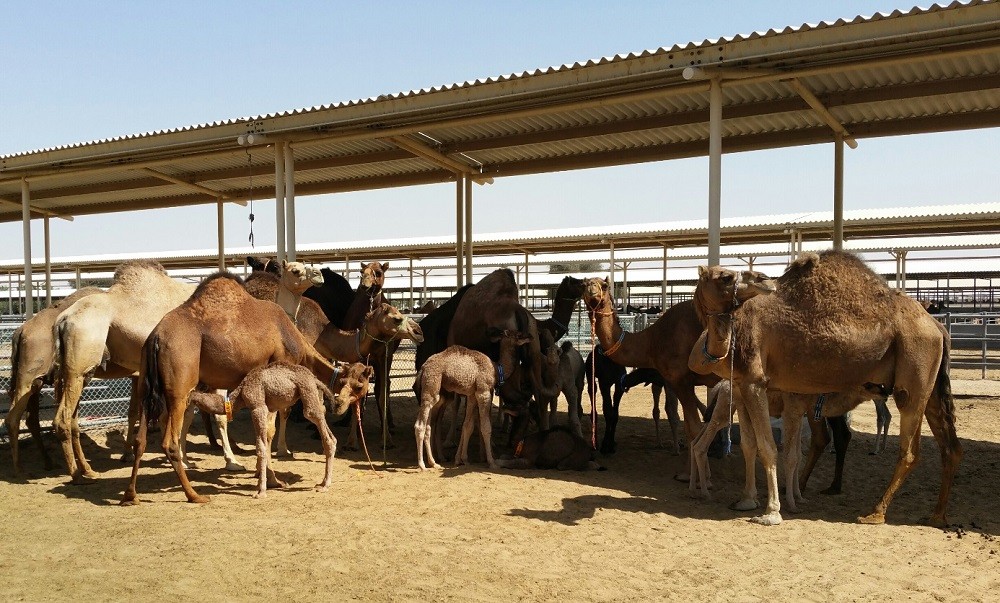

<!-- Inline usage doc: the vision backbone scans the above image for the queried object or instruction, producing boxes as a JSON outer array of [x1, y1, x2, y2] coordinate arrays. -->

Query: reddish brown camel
[[580, 277, 719, 465], [189, 361, 372, 498], [688, 250, 961, 526], [413, 329, 532, 470], [120, 272, 342, 505], [121, 273, 423, 505], [5, 287, 102, 473]]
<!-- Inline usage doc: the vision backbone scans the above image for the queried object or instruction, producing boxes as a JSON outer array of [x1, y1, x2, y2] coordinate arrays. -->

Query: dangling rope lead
[[588, 315, 599, 450], [246, 148, 255, 247]]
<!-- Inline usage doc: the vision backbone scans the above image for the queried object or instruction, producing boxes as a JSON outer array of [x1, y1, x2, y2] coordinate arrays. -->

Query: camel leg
[[673, 384, 706, 482], [566, 385, 583, 439], [600, 384, 620, 455], [119, 399, 149, 506], [54, 373, 96, 483], [781, 408, 807, 512], [265, 412, 286, 489], [477, 392, 497, 469], [179, 404, 197, 470], [455, 396, 476, 467], [414, 396, 440, 470], [688, 395, 731, 499], [122, 377, 141, 463], [275, 407, 295, 459], [303, 393, 338, 492], [444, 394, 463, 450], [800, 415, 831, 493], [731, 402, 761, 512], [251, 406, 270, 499], [344, 405, 360, 452], [162, 393, 209, 504], [664, 385, 682, 456], [212, 413, 244, 471], [873, 398, 892, 454], [5, 380, 42, 474], [920, 390, 963, 527], [651, 383, 662, 449], [24, 392, 55, 471], [823, 416, 852, 495], [742, 383, 782, 526]]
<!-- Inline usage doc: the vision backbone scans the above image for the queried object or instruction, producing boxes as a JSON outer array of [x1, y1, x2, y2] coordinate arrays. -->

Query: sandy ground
[[1, 370, 999, 602]]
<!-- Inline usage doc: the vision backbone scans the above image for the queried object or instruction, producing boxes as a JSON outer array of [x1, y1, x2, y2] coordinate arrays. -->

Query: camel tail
[[936, 334, 956, 428], [142, 334, 167, 425]]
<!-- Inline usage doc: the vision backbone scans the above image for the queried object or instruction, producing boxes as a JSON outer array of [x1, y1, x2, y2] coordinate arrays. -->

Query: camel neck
[[705, 313, 733, 362], [547, 295, 578, 339], [275, 286, 302, 324]]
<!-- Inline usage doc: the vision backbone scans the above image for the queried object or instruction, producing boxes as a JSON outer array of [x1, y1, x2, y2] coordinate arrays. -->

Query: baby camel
[[190, 361, 372, 498], [414, 329, 531, 471]]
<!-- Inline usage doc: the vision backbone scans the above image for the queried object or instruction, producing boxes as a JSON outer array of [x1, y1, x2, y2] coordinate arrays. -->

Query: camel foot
[[730, 498, 760, 512], [275, 450, 295, 459], [673, 472, 691, 483], [252, 491, 268, 500], [42, 459, 55, 471], [857, 511, 886, 525], [820, 485, 842, 495], [224, 460, 246, 472], [314, 484, 329, 493], [750, 511, 783, 526], [688, 488, 711, 501], [187, 494, 211, 504], [924, 514, 948, 528], [120, 452, 134, 464], [268, 479, 288, 490], [119, 497, 140, 507], [785, 503, 801, 514], [599, 440, 617, 455], [71, 473, 98, 486]]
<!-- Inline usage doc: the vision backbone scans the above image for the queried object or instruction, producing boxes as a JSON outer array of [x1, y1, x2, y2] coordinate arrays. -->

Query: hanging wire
[[246, 148, 255, 247]]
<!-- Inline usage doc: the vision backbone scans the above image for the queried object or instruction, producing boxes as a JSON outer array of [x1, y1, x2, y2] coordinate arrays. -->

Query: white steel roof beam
[[140, 167, 245, 204], [388, 135, 493, 185], [0, 196, 74, 221], [786, 78, 859, 148]]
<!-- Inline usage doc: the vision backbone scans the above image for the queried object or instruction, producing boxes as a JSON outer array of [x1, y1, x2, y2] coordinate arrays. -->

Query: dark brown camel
[[581, 278, 720, 472], [120, 272, 344, 505], [688, 251, 961, 526]]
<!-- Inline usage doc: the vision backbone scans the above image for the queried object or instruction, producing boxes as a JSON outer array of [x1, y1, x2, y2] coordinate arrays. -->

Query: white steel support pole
[[464, 176, 473, 285], [75, 267, 81, 290], [422, 268, 429, 302], [409, 257, 414, 310], [901, 250, 908, 291], [274, 141, 287, 264], [833, 135, 845, 250], [456, 176, 464, 289], [217, 199, 226, 271], [43, 216, 52, 307], [661, 245, 668, 310], [708, 77, 723, 267], [7, 273, 11, 316], [21, 179, 33, 319], [622, 261, 629, 309], [284, 143, 297, 261]]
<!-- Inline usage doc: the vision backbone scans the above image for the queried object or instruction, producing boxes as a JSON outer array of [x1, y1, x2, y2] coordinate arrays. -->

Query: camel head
[[695, 266, 777, 315], [328, 362, 374, 417], [280, 260, 324, 294], [366, 302, 424, 343], [582, 277, 613, 312], [487, 327, 533, 348], [247, 256, 280, 275], [359, 261, 389, 290], [558, 276, 587, 301]]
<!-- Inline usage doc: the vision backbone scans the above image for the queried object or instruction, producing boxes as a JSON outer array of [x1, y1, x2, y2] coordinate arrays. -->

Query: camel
[[581, 277, 720, 469], [692, 380, 886, 514], [188, 361, 372, 498], [497, 426, 605, 471], [688, 250, 961, 526], [552, 341, 586, 438], [5, 287, 102, 473], [48, 261, 243, 483], [120, 272, 348, 505], [584, 347, 626, 451], [617, 368, 685, 454], [413, 329, 531, 470]]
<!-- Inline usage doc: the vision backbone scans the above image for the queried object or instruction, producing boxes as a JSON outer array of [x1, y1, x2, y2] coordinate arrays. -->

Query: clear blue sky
[[2, 1, 997, 261]]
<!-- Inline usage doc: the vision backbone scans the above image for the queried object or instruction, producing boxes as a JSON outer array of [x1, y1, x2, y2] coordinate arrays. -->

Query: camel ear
[[282, 259, 290, 271], [381, 262, 389, 272], [737, 270, 776, 300], [698, 265, 708, 278], [487, 326, 502, 342], [603, 277, 610, 287], [359, 262, 366, 271], [363, 365, 375, 380]]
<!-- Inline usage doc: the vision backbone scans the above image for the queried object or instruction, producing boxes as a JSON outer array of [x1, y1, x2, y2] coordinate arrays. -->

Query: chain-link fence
[[0, 322, 133, 443]]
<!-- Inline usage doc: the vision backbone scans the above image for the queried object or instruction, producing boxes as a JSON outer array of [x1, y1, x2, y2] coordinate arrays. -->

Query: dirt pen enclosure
[[2, 369, 999, 601]]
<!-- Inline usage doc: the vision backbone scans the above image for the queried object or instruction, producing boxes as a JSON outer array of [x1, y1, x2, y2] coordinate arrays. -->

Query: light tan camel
[[580, 277, 719, 464], [690, 380, 885, 514], [120, 272, 346, 505], [413, 329, 532, 471], [688, 250, 961, 526], [189, 361, 372, 498], [5, 287, 102, 473], [49, 261, 232, 483]]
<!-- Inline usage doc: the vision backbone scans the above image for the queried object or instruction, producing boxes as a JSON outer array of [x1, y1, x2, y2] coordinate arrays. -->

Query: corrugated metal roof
[[0, 1, 997, 227]]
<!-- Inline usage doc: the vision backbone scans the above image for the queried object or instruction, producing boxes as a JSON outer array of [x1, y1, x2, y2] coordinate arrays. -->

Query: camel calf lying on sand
[[190, 361, 371, 498], [497, 426, 605, 471], [413, 329, 531, 471]]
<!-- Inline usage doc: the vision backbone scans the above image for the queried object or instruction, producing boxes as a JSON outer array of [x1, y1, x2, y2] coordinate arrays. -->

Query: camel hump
[[190, 272, 247, 300]]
